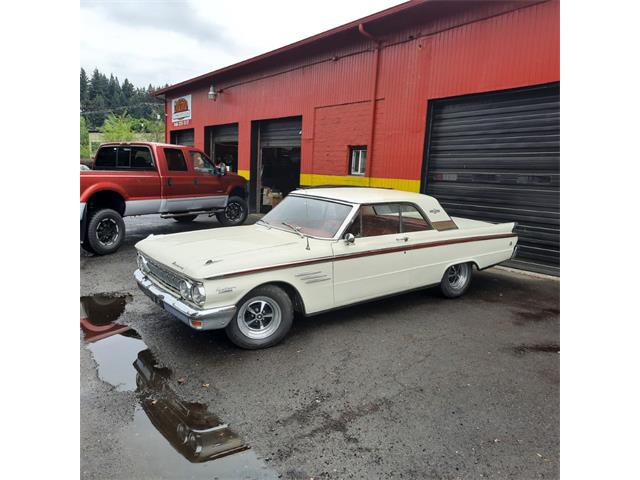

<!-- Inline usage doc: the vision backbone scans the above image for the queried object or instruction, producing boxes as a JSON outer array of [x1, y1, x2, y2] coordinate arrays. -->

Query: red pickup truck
[[80, 142, 249, 255]]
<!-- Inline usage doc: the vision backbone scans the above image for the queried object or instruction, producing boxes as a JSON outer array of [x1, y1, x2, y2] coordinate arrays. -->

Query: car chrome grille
[[147, 259, 182, 292]]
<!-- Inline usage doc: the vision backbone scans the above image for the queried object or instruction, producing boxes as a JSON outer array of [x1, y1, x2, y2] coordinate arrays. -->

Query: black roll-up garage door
[[423, 83, 559, 275], [170, 128, 194, 146], [210, 123, 238, 143], [259, 117, 302, 147]]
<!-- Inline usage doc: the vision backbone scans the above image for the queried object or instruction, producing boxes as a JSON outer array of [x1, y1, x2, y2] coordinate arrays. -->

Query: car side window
[[349, 204, 400, 237], [164, 148, 188, 172], [399, 204, 432, 232]]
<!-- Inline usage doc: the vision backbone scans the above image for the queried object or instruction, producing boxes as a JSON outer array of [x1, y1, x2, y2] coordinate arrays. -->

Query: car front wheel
[[225, 285, 293, 349], [440, 263, 472, 298]]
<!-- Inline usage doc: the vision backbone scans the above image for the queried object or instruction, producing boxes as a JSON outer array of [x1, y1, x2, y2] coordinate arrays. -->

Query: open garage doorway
[[251, 116, 302, 213], [204, 123, 238, 173]]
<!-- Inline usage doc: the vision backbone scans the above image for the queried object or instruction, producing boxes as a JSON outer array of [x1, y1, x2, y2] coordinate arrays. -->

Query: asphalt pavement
[[80, 214, 559, 480]]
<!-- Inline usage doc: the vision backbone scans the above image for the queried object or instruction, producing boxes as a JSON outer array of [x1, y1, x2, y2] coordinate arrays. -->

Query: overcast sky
[[80, 0, 404, 88]]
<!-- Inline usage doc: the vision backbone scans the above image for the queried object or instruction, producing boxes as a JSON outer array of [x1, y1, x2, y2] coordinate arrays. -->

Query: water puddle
[[81, 294, 277, 479]]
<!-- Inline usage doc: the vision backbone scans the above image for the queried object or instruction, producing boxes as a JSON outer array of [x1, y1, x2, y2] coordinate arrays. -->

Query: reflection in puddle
[[80, 293, 132, 342], [81, 294, 276, 479]]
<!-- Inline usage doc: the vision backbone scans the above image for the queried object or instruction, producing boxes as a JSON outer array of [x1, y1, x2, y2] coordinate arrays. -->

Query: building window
[[349, 146, 367, 176]]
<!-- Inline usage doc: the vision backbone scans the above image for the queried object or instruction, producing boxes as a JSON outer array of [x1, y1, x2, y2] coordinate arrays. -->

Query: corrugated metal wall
[[166, 0, 558, 188]]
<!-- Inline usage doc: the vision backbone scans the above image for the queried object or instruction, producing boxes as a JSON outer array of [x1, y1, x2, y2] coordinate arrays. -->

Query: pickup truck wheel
[[216, 196, 248, 227], [440, 263, 472, 298], [173, 214, 198, 223], [225, 285, 293, 349], [86, 209, 125, 255]]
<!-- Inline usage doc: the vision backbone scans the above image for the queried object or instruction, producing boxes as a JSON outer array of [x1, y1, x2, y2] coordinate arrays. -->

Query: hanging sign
[[171, 94, 192, 126]]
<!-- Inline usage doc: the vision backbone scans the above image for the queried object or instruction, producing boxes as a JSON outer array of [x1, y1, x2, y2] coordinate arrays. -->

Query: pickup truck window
[[189, 151, 216, 174], [94, 146, 155, 171], [164, 148, 188, 172]]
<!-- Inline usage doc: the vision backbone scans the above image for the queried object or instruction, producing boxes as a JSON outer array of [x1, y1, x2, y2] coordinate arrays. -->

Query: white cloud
[[80, 0, 403, 87]]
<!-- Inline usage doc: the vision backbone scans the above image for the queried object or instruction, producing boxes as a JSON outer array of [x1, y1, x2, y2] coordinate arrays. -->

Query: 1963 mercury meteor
[[135, 187, 518, 349]]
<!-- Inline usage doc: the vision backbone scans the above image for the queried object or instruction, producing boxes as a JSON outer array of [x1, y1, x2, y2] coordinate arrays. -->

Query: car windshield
[[260, 195, 353, 238]]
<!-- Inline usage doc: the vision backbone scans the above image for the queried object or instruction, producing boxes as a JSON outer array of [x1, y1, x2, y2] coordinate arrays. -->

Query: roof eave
[[153, 0, 419, 96]]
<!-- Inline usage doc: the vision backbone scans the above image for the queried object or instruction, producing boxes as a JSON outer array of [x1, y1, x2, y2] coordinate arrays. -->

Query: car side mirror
[[344, 233, 355, 244]]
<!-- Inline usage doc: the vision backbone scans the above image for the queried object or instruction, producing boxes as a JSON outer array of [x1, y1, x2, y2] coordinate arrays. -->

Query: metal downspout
[[163, 96, 168, 143], [358, 23, 381, 187]]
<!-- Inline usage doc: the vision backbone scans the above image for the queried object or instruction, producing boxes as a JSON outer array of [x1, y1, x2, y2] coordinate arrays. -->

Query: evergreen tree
[[80, 68, 89, 112], [80, 67, 164, 132]]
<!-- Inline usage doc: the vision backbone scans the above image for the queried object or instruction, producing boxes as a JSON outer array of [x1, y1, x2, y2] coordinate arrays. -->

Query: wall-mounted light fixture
[[208, 84, 224, 101]]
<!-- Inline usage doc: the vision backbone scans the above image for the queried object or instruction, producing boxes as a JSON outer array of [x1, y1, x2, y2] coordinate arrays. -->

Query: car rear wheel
[[440, 263, 472, 298], [216, 196, 248, 227], [173, 214, 199, 223], [225, 285, 293, 349], [86, 208, 125, 255]]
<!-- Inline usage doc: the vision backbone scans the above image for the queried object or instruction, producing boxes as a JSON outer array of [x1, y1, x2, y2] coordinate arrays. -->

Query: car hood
[[135, 224, 313, 280]]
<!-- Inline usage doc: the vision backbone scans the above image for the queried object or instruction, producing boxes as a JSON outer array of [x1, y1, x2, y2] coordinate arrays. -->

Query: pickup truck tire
[[225, 285, 293, 349], [216, 196, 248, 227], [440, 263, 472, 298], [173, 214, 199, 223], [86, 208, 125, 256]]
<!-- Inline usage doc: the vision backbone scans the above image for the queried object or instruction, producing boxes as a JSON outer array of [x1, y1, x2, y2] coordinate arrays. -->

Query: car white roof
[[291, 187, 453, 223], [292, 187, 430, 205]]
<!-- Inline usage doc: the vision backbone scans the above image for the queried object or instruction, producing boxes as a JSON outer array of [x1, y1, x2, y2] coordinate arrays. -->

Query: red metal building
[[155, 0, 560, 274]]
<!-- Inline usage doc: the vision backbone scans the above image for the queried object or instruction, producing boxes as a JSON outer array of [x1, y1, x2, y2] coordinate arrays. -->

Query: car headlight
[[176, 423, 188, 444], [188, 432, 202, 454], [179, 280, 192, 299], [137, 253, 150, 273], [191, 284, 206, 306]]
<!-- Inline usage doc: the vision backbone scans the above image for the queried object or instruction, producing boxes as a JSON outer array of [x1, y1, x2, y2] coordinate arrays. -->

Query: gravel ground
[[81, 214, 559, 479]]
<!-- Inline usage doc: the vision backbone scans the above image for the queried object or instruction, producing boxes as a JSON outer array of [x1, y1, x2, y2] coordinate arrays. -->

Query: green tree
[[80, 68, 89, 112], [145, 118, 165, 142], [102, 112, 134, 142], [80, 116, 91, 158]]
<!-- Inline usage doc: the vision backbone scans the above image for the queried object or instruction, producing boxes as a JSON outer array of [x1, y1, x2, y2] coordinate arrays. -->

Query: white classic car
[[135, 187, 518, 349]]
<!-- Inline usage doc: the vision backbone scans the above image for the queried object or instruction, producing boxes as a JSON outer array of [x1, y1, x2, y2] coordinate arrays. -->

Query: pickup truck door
[[188, 150, 227, 210], [331, 204, 410, 307], [158, 147, 196, 213]]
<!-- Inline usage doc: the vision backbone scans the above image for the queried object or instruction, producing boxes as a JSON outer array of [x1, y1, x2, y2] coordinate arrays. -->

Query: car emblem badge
[[429, 208, 441, 214]]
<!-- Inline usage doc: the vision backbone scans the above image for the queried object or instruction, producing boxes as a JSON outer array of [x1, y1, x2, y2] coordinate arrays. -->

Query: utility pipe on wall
[[358, 23, 381, 185]]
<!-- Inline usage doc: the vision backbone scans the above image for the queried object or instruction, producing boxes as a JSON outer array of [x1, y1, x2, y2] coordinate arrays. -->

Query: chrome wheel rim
[[224, 202, 243, 222], [446, 264, 469, 290], [96, 218, 119, 246], [237, 296, 281, 340]]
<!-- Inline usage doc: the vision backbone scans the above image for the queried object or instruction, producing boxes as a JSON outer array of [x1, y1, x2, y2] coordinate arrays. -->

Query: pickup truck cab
[[80, 142, 248, 255]]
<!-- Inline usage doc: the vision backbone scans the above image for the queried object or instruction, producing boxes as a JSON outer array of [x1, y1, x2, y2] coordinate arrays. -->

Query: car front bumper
[[134, 269, 236, 331]]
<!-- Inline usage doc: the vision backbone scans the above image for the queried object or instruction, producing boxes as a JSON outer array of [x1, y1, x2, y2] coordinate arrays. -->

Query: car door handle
[[167, 178, 172, 187], [193, 178, 199, 185], [396, 235, 409, 242]]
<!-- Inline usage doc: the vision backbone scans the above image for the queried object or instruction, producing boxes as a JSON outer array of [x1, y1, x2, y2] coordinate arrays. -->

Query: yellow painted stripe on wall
[[237, 169, 250, 180], [299, 173, 420, 192]]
